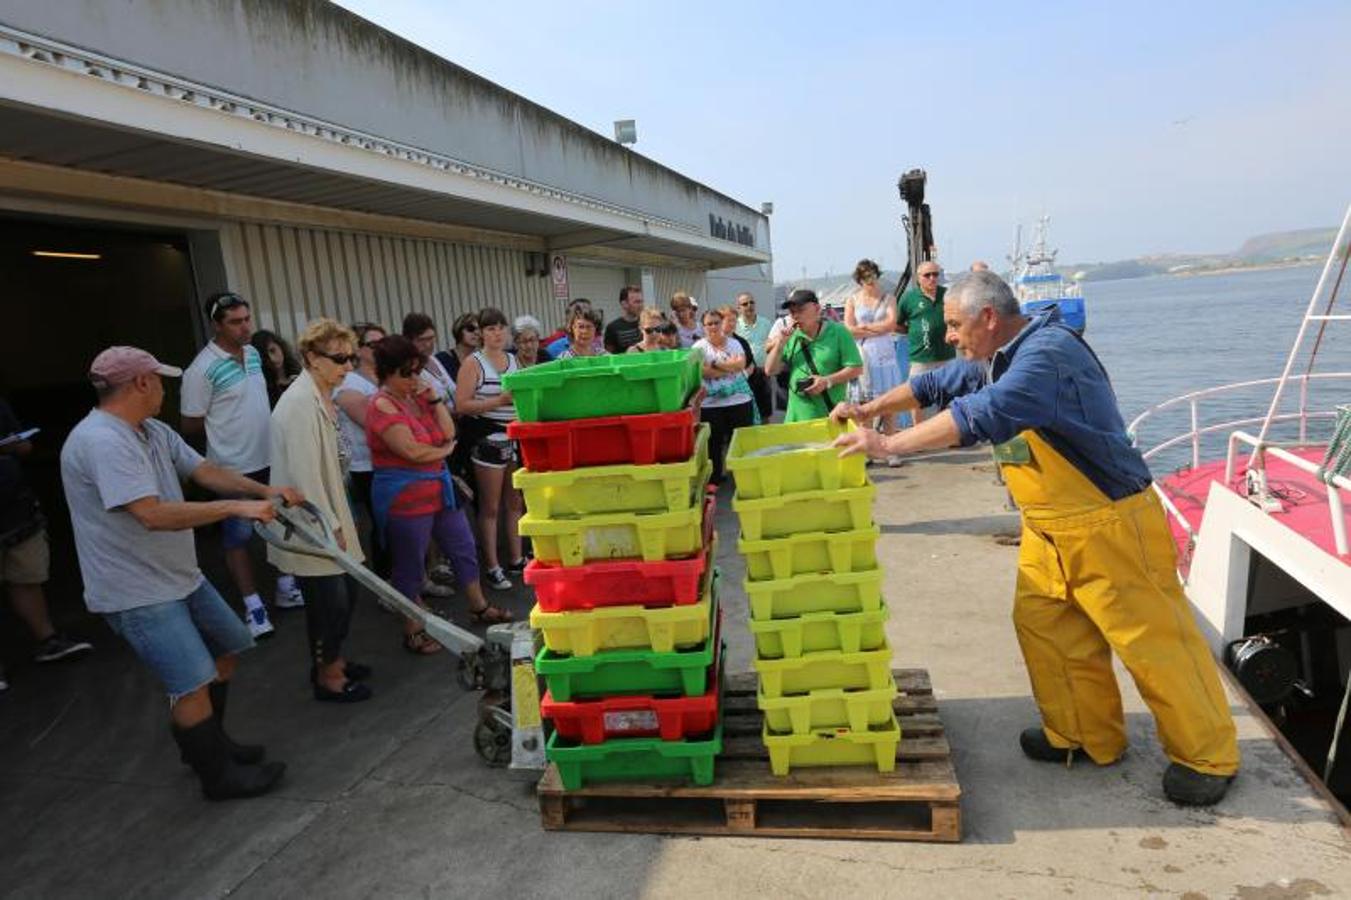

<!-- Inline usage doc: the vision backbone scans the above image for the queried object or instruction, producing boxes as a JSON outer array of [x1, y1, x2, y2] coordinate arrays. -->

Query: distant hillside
[[781, 226, 1336, 289]]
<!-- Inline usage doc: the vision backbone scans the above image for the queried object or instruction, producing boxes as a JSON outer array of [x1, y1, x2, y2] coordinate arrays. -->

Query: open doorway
[[0, 214, 200, 667]]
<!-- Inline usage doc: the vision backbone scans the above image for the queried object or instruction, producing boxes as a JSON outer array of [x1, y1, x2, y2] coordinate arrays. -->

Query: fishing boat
[[1127, 207, 1351, 811], [1008, 215, 1087, 332]]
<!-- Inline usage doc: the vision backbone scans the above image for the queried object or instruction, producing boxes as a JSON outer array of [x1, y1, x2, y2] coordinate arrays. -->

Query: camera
[[793, 379, 814, 397]]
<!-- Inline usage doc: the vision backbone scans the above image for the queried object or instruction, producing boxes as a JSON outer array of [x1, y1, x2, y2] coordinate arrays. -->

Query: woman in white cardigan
[[269, 318, 371, 703]]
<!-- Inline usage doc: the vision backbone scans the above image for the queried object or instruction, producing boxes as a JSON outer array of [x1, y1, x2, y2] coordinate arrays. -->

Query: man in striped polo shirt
[[181, 292, 302, 638]]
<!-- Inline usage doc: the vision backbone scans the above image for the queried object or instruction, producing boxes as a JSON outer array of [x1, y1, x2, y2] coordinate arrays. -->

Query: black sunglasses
[[920, 272, 940, 278], [644, 325, 677, 335], [316, 351, 357, 365]]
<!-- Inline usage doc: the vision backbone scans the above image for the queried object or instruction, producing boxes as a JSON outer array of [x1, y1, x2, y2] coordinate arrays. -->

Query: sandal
[[402, 629, 443, 655], [469, 603, 514, 624]]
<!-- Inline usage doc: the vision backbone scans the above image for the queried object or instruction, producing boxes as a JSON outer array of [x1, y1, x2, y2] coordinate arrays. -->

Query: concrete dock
[[2, 449, 1348, 899]]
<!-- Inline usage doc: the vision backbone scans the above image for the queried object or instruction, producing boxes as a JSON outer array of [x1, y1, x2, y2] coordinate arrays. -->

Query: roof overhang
[[0, 25, 769, 269]]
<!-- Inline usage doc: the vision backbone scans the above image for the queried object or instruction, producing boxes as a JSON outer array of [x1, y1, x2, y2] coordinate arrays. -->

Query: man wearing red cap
[[60, 346, 303, 800]]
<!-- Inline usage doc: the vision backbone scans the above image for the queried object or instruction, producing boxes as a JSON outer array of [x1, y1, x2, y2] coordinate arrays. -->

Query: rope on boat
[[1320, 404, 1351, 481]]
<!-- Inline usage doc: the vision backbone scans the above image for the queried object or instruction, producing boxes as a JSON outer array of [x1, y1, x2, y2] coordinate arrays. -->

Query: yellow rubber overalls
[[997, 430, 1239, 776]]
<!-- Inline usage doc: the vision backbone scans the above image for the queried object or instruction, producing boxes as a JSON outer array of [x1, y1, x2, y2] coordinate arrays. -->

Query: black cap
[[782, 288, 819, 310]]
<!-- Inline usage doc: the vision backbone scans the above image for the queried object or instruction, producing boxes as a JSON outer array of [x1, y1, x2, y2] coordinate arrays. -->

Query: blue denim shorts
[[103, 579, 255, 702], [221, 467, 269, 550]]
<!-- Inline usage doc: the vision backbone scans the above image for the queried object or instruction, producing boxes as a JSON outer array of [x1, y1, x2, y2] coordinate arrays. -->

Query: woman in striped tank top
[[454, 307, 527, 591]]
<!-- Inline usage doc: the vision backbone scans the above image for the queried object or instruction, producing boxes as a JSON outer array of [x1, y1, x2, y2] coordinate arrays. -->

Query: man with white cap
[[60, 346, 302, 800]]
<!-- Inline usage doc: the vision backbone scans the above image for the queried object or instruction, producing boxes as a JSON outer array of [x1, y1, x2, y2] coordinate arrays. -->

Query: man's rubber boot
[[208, 681, 265, 764], [1019, 727, 1081, 764], [172, 717, 286, 801], [1163, 763, 1233, 806]]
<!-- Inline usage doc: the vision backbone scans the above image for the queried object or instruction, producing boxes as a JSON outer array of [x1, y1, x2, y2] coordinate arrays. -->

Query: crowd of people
[[0, 270, 955, 801]]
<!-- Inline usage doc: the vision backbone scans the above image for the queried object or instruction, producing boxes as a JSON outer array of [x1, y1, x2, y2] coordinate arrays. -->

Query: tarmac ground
[[2, 448, 1349, 899]]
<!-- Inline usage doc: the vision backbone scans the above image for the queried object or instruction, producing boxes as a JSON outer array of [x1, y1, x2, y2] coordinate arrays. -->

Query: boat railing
[[1128, 372, 1351, 556]]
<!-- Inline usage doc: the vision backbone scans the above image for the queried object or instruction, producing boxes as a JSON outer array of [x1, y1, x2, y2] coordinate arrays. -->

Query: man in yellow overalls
[[832, 271, 1239, 806]]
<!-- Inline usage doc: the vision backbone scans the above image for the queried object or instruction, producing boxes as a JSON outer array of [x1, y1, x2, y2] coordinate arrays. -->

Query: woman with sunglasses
[[454, 308, 527, 591], [334, 322, 389, 578], [367, 336, 511, 656], [435, 313, 482, 393], [669, 291, 702, 348], [268, 318, 372, 702], [628, 309, 676, 353], [556, 308, 604, 359], [692, 308, 755, 485]]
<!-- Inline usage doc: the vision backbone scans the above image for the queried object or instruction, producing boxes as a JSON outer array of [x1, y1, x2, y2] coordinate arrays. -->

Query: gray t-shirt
[[60, 409, 205, 613]]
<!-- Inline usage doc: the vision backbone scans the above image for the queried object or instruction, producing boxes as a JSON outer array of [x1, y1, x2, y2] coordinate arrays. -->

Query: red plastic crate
[[525, 498, 716, 611], [507, 409, 697, 472], [541, 654, 722, 743]]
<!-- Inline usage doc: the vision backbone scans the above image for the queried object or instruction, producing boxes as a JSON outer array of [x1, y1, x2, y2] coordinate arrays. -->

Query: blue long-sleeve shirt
[[910, 310, 1153, 501]]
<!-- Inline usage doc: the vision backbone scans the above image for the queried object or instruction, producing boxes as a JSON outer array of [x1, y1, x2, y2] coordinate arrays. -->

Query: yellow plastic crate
[[725, 418, 868, 500], [749, 606, 888, 658], [514, 425, 710, 518], [753, 645, 894, 698], [744, 570, 884, 624], [739, 527, 880, 582], [757, 683, 898, 734], [733, 485, 875, 541], [520, 499, 709, 567], [762, 715, 901, 775], [529, 575, 717, 656]]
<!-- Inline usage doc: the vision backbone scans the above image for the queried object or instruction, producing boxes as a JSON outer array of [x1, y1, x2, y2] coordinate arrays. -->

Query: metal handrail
[[1129, 372, 1351, 559]]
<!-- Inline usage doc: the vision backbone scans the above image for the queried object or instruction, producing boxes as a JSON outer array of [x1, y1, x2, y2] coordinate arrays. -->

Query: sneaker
[[886, 455, 905, 468], [422, 578, 456, 598], [34, 634, 94, 663], [245, 606, 275, 639], [428, 563, 457, 586], [273, 583, 305, 609], [484, 566, 513, 590], [1162, 763, 1233, 806]]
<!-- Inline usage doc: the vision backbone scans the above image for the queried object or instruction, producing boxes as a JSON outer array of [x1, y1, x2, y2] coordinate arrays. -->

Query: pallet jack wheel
[[474, 714, 512, 767]]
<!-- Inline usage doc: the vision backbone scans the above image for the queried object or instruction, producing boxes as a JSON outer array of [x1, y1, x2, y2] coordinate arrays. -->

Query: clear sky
[[334, 0, 1349, 280]]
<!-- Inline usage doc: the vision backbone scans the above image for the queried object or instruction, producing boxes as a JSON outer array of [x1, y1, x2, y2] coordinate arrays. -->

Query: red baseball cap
[[88, 346, 183, 387]]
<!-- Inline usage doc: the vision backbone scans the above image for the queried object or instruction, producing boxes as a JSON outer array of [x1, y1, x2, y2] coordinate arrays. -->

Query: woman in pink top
[[366, 336, 512, 656]]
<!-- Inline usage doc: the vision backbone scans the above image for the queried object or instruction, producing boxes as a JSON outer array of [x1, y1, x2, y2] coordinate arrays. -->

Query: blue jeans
[[221, 467, 269, 550], [103, 579, 255, 703]]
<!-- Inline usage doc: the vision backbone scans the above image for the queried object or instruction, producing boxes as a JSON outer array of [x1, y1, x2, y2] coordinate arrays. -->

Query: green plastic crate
[[514, 425, 710, 518], [520, 497, 709, 567], [502, 349, 702, 422], [744, 570, 885, 623], [758, 683, 898, 734], [733, 485, 875, 541], [749, 606, 888, 658], [753, 645, 894, 698], [739, 527, 880, 582], [547, 720, 722, 790], [762, 715, 901, 775], [725, 418, 868, 500], [536, 598, 720, 701]]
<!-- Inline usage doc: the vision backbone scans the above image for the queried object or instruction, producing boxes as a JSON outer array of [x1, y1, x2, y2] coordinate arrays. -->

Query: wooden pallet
[[537, 667, 961, 842]]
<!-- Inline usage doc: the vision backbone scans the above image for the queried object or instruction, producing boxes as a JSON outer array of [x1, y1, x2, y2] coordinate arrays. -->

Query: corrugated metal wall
[[653, 266, 708, 310], [219, 221, 554, 341]]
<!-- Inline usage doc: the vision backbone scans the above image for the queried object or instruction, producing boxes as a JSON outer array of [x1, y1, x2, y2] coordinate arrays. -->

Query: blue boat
[[1009, 216, 1086, 333]]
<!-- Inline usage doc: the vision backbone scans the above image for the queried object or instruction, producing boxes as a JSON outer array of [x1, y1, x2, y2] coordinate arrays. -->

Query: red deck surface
[[1156, 445, 1351, 574]]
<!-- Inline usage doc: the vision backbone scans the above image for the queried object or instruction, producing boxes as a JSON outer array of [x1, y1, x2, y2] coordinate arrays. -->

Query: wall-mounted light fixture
[[32, 250, 102, 260], [613, 120, 637, 145]]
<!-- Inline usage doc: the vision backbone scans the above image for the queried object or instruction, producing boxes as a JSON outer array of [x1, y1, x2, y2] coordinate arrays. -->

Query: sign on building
[[550, 253, 570, 301]]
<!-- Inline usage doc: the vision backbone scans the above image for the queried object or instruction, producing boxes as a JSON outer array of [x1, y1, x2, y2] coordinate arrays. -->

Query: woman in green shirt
[[764, 289, 864, 422]]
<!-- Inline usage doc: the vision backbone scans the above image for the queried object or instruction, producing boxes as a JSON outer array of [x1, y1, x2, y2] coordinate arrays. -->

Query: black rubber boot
[[208, 681, 265, 764], [1163, 763, 1233, 806], [1019, 727, 1081, 764], [171, 717, 286, 802]]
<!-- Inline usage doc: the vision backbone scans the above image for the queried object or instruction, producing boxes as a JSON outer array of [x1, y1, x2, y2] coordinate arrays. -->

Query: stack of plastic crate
[[504, 350, 724, 791], [727, 418, 900, 776]]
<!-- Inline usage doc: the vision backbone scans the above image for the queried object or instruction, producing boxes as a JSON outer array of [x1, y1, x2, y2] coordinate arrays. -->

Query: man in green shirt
[[897, 260, 955, 422], [765, 289, 863, 422]]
